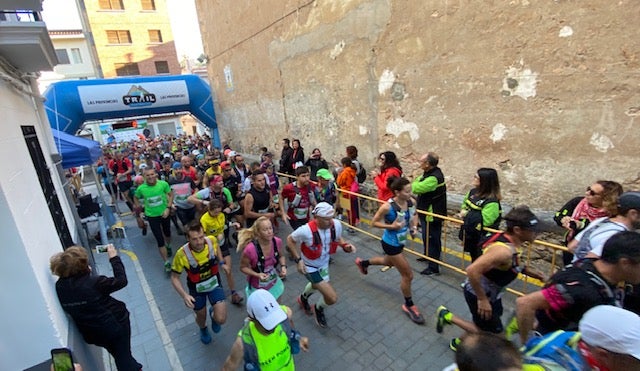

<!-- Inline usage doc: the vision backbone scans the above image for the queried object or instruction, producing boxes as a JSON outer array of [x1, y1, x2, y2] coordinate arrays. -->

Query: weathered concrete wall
[[195, 0, 640, 209]]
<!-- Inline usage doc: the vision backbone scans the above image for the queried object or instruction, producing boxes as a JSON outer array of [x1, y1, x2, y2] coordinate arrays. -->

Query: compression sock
[[361, 259, 371, 268], [316, 296, 328, 310], [405, 297, 414, 307], [302, 282, 314, 299]]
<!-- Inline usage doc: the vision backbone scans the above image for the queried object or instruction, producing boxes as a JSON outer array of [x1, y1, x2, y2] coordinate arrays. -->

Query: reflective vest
[[300, 220, 340, 260], [182, 237, 219, 286], [241, 309, 295, 371]]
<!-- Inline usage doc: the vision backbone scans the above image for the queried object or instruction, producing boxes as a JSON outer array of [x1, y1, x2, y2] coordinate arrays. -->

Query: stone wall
[[195, 0, 640, 209]]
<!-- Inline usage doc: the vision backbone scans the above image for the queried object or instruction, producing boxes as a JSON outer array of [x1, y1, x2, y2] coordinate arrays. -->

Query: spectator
[[554, 180, 623, 265], [459, 168, 502, 261], [370, 151, 402, 202], [305, 147, 329, 182], [279, 138, 294, 178], [336, 157, 359, 233], [50, 245, 142, 370]]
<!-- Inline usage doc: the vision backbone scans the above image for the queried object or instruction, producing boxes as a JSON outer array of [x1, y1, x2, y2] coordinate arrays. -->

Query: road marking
[[120, 250, 184, 371]]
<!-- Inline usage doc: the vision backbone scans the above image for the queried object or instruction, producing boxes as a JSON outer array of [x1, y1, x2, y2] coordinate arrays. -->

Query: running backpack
[[521, 330, 587, 371]]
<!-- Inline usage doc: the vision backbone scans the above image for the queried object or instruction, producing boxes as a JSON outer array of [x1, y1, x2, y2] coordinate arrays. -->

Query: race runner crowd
[[50, 133, 640, 370]]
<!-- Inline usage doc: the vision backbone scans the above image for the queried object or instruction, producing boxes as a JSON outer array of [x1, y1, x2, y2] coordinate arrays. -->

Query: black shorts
[[381, 240, 404, 256], [463, 289, 503, 333]]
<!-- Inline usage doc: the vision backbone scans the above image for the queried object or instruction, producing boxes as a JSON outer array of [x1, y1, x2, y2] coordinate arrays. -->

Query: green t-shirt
[[135, 180, 172, 217]]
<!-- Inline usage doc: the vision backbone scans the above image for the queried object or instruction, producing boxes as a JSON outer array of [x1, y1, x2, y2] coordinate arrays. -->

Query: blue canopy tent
[[51, 128, 101, 169], [42, 74, 220, 147]]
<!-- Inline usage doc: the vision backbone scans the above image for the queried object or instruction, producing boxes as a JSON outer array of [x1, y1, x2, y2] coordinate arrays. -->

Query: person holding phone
[[50, 245, 142, 371]]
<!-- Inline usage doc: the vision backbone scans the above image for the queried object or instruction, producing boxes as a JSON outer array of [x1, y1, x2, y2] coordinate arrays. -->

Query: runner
[[287, 202, 356, 328], [354, 176, 425, 324]]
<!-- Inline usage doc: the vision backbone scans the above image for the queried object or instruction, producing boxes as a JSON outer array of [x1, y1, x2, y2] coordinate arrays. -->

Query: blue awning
[[51, 128, 102, 169]]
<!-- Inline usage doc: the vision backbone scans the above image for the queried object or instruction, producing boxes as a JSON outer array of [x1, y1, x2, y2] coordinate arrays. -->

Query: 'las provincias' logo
[[123, 85, 156, 107]]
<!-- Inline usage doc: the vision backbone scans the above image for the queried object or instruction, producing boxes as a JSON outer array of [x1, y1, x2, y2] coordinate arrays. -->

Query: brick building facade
[[85, 0, 180, 77]]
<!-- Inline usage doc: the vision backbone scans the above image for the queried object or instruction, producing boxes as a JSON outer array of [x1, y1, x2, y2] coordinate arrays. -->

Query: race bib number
[[195, 275, 219, 293], [397, 231, 407, 245], [319, 267, 329, 280], [259, 267, 278, 289], [293, 207, 307, 220]]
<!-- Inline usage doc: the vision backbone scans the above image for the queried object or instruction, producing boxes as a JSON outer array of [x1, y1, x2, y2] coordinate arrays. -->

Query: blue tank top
[[381, 199, 413, 247]]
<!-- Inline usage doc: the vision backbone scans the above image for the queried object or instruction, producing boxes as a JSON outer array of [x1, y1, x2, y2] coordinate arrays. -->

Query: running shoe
[[504, 313, 519, 340], [199, 326, 212, 344], [297, 295, 312, 315], [402, 304, 425, 325], [313, 305, 327, 328], [354, 258, 368, 275], [231, 292, 244, 305], [380, 265, 393, 272], [209, 307, 221, 333], [436, 306, 451, 333], [164, 261, 171, 273], [449, 337, 461, 352]]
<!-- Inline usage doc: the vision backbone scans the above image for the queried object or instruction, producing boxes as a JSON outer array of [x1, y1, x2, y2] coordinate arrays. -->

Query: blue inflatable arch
[[43, 74, 220, 147]]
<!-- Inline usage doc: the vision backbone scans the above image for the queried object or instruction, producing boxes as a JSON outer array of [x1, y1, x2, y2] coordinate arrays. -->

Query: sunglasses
[[586, 186, 602, 196]]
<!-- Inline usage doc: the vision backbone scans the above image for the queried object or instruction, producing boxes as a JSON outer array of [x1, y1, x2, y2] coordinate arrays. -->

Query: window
[[141, 0, 156, 10], [155, 61, 169, 74], [98, 0, 124, 10], [106, 30, 132, 44], [55, 49, 70, 64], [148, 30, 162, 43], [70, 48, 83, 64], [115, 63, 140, 76]]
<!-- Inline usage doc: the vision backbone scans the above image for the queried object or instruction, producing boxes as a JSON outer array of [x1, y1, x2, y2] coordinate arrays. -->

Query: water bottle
[[290, 330, 301, 354]]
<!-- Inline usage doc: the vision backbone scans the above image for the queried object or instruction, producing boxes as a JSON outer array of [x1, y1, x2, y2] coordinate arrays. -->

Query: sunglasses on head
[[587, 186, 601, 196]]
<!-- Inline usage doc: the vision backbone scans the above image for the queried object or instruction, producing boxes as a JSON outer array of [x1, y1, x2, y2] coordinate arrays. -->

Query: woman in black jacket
[[50, 245, 141, 371], [305, 147, 329, 182]]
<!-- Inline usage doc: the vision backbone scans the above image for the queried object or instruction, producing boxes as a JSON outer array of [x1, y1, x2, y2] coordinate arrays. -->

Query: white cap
[[246, 289, 287, 331], [192, 150, 200, 156], [312, 202, 335, 218], [579, 305, 640, 360], [138, 163, 148, 170], [228, 150, 237, 158], [163, 153, 171, 158]]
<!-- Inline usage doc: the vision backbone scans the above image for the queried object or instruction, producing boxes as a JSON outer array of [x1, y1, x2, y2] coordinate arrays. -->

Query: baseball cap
[[246, 289, 287, 331], [192, 150, 200, 156], [579, 305, 640, 360], [223, 149, 231, 157], [221, 161, 232, 169], [163, 153, 172, 158], [138, 163, 148, 170], [316, 168, 334, 181], [228, 150, 237, 158], [618, 191, 640, 212], [312, 202, 335, 218], [172, 162, 181, 170]]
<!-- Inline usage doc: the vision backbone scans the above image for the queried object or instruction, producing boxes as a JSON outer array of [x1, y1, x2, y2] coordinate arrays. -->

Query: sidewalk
[[92, 203, 519, 371]]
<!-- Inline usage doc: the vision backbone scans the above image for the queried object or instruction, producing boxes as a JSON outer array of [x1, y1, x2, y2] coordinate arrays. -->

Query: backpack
[[355, 161, 367, 183], [521, 330, 587, 371], [458, 189, 501, 241]]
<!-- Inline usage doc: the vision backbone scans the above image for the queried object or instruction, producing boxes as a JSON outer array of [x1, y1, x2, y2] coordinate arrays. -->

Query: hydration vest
[[182, 237, 219, 287], [300, 220, 339, 260], [253, 237, 280, 273]]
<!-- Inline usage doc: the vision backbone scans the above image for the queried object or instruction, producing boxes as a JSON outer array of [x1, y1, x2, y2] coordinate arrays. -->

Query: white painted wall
[[0, 71, 79, 369]]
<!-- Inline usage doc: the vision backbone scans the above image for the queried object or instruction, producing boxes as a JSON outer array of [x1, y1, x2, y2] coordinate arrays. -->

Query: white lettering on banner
[[78, 81, 190, 114]]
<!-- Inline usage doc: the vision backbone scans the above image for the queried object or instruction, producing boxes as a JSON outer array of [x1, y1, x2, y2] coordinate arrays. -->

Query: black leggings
[[147, 215, 171, 247]]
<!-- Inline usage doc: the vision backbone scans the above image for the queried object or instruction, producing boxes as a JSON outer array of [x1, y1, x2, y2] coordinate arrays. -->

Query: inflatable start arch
[[43, 74, 220, 147]]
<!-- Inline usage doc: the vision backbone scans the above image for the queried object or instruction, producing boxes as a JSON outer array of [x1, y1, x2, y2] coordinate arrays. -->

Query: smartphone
[[95, 244, 109, 254], [51, 348, 74, 371]]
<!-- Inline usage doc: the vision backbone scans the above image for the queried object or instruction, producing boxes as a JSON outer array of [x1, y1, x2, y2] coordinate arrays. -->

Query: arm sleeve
[[411, 175, 438, 194], [222, 188, 233, 203]]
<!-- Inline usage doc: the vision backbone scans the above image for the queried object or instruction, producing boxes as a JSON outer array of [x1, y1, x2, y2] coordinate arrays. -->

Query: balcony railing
[[0, 10, 57, 72]]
